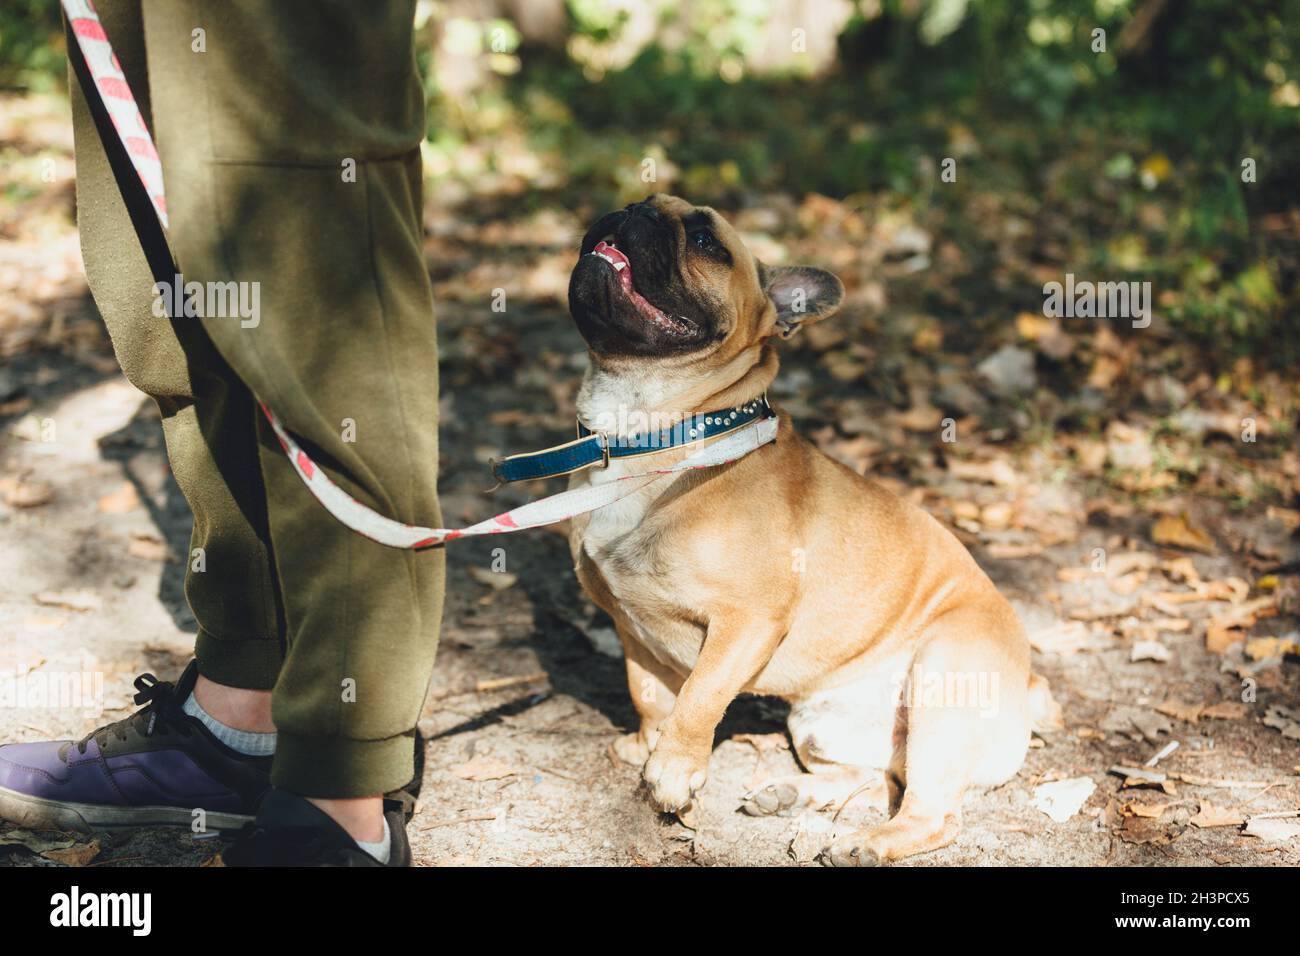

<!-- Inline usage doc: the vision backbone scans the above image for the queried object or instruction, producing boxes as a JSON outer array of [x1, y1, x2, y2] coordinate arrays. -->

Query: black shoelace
[[74, 672, 192, 755]]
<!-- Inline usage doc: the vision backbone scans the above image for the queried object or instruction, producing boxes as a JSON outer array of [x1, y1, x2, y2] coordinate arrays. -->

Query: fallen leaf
[[34, 589, 102, 613], [947, 458, 1018, 487], [1032, 776, 1096, 822], [985, 542, 1043, 559], [1151, 513, 1214, 554], [1121, 800, 1171, 819], [1015, 311, 1074, 360], [41, 838, 102, 867], [1161, 556, 1201, 584], [1242, 817, 1300, 842], [1201, 701, 1248, 721], [450, 754, 516, 781], [1131, 640, 1171, 663], [897, 399, 947, 435], [1245, 636, 1297, 661], [1262, 705, 1300, 741], [1107, 422, 1153, 471], [3, 479, 53, 508], [97, 482, 140, 514], [0, 829, 75, 853], [468, 567, 518, 591], [1109, 765, 1176, 794], [1156, 700, 1202, 724], [1131, 711, 1173, 743], [127, 534, 169, 561], [1190, 802, 1243, 828], [1027, 620, 1096, 656], [1206, 615, 1251, 654], [1118, 814, 1182, 845]]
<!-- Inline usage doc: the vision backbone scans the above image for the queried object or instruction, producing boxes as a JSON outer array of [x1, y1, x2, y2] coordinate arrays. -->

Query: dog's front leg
[[643, 614, 785, 814]]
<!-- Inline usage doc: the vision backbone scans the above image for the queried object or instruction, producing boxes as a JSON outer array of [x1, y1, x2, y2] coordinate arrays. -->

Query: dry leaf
[[947, 458, 1018, 487], [97, 482, 140, 514], [896, 402, 944, 433], [1242, 817, 1300, 842], [1206, 615, 1251, 654], [1109, 765, 1175, 793], [1121, 800, 1170, 819], [1131, 640, 1170, 663], [468, 567, 518, 591], [1201, 701, 1247, 721], [34, 589, 102, 613], [1262, 705, 1300, 741], [1151, 513, 1214, 554], [42, 838, 102, 867], [1245, 636, 1297, 661], [450, 754, 516, 781], [0, 829, 75, 853], [1156, 700, 1202, 724], [1189, 801, 1243, 828], [1118, 815, 1181, 845], [1032, 776, 1096, 822], [3, 479, 53, 508], [127, 534, 169, 561], [1161, 556, 1201, 584]]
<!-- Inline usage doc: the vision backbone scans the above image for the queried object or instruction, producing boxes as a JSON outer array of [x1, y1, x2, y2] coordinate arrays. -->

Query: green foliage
[[0, 0, 65, 90], [4, 0, 1295, 362]]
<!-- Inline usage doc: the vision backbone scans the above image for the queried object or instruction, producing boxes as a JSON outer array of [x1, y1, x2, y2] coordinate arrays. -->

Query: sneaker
[[0, 661, 270, 833], [221, 789, 412, 867]]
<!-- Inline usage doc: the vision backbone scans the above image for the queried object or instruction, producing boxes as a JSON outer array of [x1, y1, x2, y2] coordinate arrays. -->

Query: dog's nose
[[624, 201, 662, 222]]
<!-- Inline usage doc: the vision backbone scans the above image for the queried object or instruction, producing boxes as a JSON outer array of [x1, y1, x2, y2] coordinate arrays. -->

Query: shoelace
[[74, 673, 192, 755]]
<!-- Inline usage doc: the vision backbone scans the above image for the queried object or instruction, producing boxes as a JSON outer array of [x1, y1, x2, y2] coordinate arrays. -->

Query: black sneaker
[[0, 661, 270, 833], [220, 789, 412, 867]]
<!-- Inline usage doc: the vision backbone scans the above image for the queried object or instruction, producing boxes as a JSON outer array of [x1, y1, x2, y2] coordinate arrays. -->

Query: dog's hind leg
[[823, 606, 1031, 865], [742, 678, 896, 816]]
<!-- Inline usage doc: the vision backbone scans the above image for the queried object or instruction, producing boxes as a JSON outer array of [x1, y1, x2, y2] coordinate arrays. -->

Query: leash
[[63, 0, 779, 550]]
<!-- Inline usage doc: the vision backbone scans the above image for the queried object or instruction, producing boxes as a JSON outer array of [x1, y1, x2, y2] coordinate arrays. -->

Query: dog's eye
[[689, 229, 719, 252]]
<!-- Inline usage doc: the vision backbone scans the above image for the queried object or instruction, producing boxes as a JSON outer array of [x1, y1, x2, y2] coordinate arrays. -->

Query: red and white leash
[[64, 0, 778, 550]]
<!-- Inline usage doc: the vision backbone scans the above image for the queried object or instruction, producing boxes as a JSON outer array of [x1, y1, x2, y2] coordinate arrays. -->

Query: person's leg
[[0, 0, 289, 834], [140, 0, 444, 846], [71, 0, 286, 697]]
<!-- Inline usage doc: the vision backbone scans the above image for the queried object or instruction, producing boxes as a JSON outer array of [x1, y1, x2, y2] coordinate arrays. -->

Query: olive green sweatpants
[[68, 0, 444, 797]]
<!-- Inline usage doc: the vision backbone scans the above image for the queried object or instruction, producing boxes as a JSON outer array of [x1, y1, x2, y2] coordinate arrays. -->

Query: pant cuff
[[194, 629, 282, 690], [272, 730, 416, 798]]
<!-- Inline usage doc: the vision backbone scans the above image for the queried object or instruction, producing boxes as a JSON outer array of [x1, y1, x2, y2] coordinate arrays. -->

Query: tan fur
[[566, 195, 1048, 864]]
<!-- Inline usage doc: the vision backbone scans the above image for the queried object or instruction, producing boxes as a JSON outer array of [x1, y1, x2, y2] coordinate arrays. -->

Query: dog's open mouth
[[589, 241, 696, 337]]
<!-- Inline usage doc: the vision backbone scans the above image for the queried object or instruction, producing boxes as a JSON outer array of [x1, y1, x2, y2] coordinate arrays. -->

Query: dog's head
[[568, 194, 844, 367]]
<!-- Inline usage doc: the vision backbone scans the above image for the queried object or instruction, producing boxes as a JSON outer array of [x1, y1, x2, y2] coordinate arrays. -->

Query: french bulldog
[[565, 194, 1057, 864]]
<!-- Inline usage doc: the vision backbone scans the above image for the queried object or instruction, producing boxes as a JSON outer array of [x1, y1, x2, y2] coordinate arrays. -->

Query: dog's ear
[[760, 264, 845, 338]]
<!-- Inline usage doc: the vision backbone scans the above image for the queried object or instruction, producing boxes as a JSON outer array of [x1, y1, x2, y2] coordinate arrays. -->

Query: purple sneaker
[[0, 661, 270, 833]]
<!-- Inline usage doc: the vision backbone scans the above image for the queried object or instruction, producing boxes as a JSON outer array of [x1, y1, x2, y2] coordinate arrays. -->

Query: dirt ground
[[2, 94, 1298, 868]]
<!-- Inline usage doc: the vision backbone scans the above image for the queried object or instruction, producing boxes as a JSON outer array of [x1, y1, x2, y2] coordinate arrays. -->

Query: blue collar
[[491, 395, 774, 484]]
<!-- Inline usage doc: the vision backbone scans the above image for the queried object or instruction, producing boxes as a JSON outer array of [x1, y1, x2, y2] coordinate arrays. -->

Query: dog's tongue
[[587, 239, 690, 336], [591, 241, 633, 291]]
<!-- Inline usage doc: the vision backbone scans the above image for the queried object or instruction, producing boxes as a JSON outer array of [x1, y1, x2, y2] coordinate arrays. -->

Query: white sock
[[355, 816, 391, 864], [182, 692, 277, 757]]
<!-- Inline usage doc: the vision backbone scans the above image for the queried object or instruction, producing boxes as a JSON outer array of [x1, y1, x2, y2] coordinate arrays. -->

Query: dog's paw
[[643, 747, 708, 813], [821, 833, 884, 868], [611, 732, 650, 767], [741, 780, 802, 817]]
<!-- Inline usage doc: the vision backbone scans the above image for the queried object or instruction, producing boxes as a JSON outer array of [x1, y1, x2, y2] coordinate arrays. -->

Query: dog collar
[[491, 395, 774, 484]]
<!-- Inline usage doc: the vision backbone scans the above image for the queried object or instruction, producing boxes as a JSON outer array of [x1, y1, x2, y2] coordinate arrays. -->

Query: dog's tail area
[[1028, 672, 1064, 735]]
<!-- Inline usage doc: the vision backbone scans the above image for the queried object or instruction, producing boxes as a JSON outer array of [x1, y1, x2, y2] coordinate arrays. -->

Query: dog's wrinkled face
[[569, 194, 844, 361]]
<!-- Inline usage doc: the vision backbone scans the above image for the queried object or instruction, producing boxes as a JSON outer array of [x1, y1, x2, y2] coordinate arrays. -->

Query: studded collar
[[490, 394, 774, 484]]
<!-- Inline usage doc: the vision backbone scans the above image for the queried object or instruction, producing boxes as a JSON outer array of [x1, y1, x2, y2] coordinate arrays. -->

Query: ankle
[[307, 795, 385, 844], [192, 674, 275, 734]]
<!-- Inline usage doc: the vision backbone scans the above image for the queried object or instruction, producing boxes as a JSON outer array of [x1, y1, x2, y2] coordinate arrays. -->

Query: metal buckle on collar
[[596, 430, 611, 469]]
